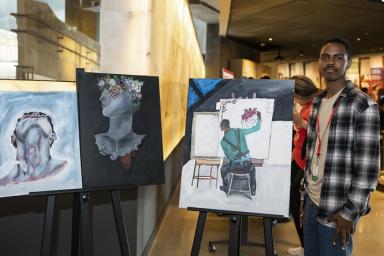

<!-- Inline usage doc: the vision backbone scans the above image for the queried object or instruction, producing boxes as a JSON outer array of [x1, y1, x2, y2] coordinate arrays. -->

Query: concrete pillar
[[205, 23, 221, 77], [100, 0, 151, 75]]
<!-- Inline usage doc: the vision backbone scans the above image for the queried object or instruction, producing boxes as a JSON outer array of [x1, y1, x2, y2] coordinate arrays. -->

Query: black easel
[[40, 194, 56, 256], [189, 208, 276, 256], [228, 215, 241, 256], [37, 188, 132, 256], [111, 189, 131, 256], [71, 192, 94, 256], [191, 211, 207, 256], [71, 190, 131, 256]]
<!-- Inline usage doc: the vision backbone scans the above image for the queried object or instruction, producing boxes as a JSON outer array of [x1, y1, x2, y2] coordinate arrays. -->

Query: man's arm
[[242, 112, 262, 136], [328, 103, 380, 248], [338, 103, 380, 223]]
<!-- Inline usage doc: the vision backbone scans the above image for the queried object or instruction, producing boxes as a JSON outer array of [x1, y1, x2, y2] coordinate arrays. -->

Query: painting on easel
[[179, 78, 294, 216], [0, 80, 82, 198], [76, 70, 164, 190]]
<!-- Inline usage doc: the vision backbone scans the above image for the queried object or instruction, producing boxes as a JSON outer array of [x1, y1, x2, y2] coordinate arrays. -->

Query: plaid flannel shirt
[[305, 81, 380, 226]]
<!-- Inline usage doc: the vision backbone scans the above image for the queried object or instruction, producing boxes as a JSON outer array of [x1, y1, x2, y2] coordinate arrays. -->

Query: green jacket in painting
[[220, 119, 262, 162]]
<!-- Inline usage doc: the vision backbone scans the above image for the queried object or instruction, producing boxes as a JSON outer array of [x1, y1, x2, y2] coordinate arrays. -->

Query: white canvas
[[179, 97, 292, 217], [191, 112, 220, 158], [179, 122, 292, 216]]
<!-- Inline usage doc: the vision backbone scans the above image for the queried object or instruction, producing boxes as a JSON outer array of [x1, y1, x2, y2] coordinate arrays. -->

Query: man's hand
[[327, 213, 352, 249]]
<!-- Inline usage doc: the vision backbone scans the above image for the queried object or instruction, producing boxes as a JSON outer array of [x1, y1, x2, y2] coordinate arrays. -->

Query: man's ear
[[346, 58, 352, 70]]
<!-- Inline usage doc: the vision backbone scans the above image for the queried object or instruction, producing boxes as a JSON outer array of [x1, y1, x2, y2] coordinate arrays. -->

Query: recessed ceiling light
[[260, 42, 266, 47], [357, 38, 361, 41], [268, 37, 273, 41]]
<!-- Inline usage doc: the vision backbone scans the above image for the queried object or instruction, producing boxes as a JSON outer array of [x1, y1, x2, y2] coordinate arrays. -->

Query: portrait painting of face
[[94, 75, 145, 166], [179, 79, 294, 217], [0, 80, 83, 198], [77, 70, 164, 190]]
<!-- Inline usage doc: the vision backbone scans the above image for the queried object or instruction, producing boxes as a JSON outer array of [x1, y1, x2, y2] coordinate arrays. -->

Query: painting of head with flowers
[[95, 76, 145, 171], [77, 70, 164, 190]]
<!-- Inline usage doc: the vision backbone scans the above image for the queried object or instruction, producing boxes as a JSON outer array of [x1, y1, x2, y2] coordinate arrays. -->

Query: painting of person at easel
[[219, 109, 262, 196]]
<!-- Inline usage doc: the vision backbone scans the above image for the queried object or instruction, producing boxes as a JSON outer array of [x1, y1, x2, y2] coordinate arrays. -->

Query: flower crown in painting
[[97, 75, 144, 111]]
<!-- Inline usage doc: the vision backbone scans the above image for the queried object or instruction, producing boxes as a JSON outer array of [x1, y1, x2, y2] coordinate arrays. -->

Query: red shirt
[[292, 101, 312, 170]]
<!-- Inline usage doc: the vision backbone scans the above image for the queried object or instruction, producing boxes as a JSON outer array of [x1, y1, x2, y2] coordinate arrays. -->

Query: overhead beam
[[219, 0, 231, 36]]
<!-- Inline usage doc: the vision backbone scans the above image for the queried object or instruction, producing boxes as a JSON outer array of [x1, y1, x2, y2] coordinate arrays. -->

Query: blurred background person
[[288, 75, 320, 256]]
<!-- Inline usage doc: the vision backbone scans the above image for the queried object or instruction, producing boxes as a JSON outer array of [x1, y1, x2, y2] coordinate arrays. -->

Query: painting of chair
[[190, 112, 221, 188]]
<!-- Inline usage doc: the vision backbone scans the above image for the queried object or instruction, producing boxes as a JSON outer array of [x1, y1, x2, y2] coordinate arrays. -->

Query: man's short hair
[[321, 36, 352, 60], [220, 119, 230, 129]]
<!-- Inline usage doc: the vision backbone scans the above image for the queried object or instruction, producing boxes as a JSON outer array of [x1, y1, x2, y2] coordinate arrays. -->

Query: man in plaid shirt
[[302, 37, 380, 256]]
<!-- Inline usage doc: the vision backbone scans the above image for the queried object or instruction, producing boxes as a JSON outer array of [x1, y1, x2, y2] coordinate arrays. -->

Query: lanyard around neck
[[315, 100, 341, 157]]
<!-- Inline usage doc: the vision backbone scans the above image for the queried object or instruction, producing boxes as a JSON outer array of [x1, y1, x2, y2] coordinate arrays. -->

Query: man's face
[[319, 42, 351, 83], [14, 116, 55, 172]]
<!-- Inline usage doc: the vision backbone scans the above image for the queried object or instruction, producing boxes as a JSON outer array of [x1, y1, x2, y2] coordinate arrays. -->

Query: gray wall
[[0, 141, 184, 256], [137, 140, 184, 255], [0, 189, 138, 256]]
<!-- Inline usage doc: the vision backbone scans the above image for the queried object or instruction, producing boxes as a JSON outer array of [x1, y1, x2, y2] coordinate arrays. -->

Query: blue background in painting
[[187, 79, 222, 109], [0, 91, 82, 193]]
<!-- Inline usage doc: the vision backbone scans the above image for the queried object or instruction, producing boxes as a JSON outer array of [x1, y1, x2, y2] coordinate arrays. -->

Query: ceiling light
[[357, 38, 361, 41], [268, 37, 273, 41], [260, 42, 266, 47]]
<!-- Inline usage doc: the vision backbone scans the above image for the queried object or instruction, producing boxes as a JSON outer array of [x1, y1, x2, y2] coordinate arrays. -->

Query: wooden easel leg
[[111, 189, 131, 256], [80, 192, 93, 256], [40, 195, 56, 256], [263, 217, 275, 256], [191, 211, 207, 256], [71, 193, 81, 256]]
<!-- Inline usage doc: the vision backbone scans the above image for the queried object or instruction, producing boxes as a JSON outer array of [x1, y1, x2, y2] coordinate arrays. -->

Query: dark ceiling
[[228, 0, 384, 62]]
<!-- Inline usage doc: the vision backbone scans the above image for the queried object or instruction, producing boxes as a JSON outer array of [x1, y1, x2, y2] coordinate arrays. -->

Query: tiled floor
[[147, 183, 384, 255]]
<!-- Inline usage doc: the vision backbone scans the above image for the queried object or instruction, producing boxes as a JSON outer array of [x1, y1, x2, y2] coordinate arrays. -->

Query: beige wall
[[229, 58, 271, 78], [150, 0, 205, 159], [304, 61, 321, 88]]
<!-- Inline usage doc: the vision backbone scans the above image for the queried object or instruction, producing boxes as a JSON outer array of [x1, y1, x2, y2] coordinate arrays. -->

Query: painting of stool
[[227, 172, 252, 198], [191, 159, 221, 188]]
